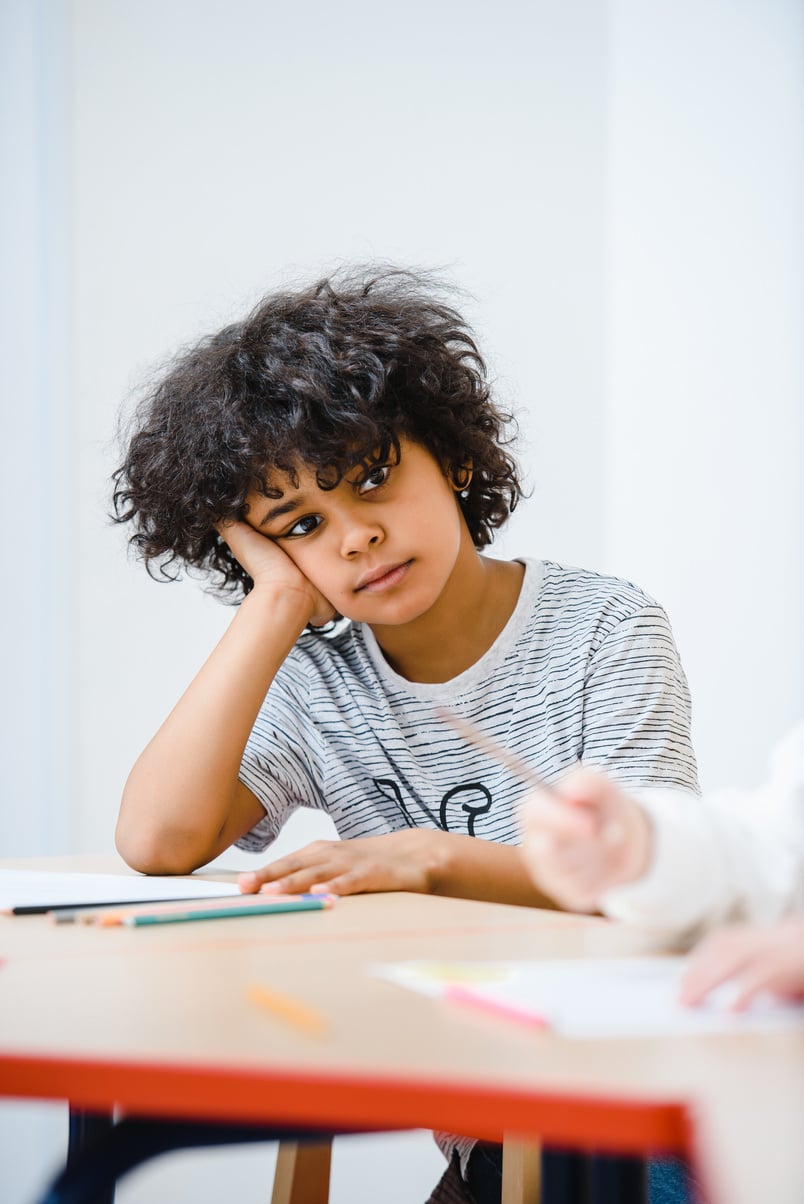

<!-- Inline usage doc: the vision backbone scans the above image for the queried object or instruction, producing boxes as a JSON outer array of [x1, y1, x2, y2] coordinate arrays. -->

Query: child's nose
[[340, 518, 384, 558]]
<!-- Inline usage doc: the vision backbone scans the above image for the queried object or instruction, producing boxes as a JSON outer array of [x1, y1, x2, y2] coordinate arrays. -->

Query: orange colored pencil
[[246, 982, 329, 1037]]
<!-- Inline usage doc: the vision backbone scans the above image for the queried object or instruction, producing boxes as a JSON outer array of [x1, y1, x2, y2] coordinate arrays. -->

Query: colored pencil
[[246, 982, 330, 1037], [443, 983, 550, 1029], [61, 893, 337, 927], [435, 707, 555, 793]]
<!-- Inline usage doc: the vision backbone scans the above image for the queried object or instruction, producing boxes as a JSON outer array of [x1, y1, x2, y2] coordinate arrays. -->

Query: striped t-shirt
[[237, 558, 699, 851]]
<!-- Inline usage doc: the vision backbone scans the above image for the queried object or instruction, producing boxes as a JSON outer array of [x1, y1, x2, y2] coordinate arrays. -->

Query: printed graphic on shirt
[[373, 777, 494, 836]]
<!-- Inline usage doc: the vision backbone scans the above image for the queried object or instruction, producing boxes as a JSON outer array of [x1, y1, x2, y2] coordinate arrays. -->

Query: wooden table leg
[[271, 1139, 332, 1204], [502, 1138, 541, 1204]]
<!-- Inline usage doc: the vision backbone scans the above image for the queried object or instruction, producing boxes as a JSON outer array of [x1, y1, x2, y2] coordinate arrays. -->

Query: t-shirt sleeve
[[581, 603, 699, 793], [236, 661, 328, 854]]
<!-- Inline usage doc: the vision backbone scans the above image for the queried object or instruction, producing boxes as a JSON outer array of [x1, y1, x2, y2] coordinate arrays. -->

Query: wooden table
[[1, 857, 802, 1203]]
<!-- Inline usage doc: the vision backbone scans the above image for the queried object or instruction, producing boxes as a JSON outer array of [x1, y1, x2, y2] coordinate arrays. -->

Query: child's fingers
[[685, 954, 791, 1012], [214, 520, 260, 571], [523, 780, 627, 851], [215, 518, 269, 561], [238, 842, 340, 895], [240, 867, 323, 896], [726, 966, 777, 1012], [238, 870, 262, 894], [307, 870, 369, 896], [722, 944, 804, 1010], [214, 517, 241, 542], [521, 776, 651, 911], [552, 769, 631, 838], [679, 931, 758, 1006], [521, 793, 599, 841], [680, 957, 746, 1007]]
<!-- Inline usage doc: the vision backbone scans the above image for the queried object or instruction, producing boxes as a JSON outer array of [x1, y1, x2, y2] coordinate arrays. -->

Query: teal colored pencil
[[120, 896, 334, 927]]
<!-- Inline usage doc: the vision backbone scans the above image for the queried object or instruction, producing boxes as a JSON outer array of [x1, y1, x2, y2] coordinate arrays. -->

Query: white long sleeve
[[600, 721, 804, 939]]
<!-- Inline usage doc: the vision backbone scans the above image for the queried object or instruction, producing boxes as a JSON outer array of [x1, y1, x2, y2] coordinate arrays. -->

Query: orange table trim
[[0, 1052, 693, 1157]]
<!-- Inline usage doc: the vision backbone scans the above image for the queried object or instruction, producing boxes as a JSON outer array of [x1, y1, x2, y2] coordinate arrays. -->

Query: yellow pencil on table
[[246, 982, 330, 1038]]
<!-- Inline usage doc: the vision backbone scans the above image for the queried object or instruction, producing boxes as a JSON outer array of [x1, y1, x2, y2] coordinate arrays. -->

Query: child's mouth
[[355, 560, 413, 594]]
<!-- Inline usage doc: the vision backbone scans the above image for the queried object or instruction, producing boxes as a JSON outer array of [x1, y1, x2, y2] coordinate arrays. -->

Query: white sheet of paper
[[0, 868, 240, 911], [372, 957, 804, 1037]]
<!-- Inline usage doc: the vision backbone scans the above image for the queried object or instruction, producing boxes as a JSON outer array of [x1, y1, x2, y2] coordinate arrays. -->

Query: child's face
[[244, 438, 469, 627]]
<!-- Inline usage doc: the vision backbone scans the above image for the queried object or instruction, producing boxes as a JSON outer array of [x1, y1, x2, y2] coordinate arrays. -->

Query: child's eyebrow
[[257, 496, 306, 527]]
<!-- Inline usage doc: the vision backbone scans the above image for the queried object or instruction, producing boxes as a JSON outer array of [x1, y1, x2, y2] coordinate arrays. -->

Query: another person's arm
[[519, 767, 654, 911], [521, 722, 804, 937]]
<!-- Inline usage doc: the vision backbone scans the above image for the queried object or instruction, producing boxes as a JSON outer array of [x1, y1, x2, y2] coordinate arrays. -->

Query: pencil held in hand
[[434, 707, 554, 795], [435, 707, 640, 911], [435, 707, 620, 833], [520, 768, 652, 912]]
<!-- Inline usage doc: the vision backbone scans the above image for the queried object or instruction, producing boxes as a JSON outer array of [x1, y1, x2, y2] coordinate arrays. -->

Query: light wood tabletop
[[1, 856, 802, 1204]]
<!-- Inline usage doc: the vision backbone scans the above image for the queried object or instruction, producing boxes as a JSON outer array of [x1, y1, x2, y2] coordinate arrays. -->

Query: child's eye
[[357, 465, 391, 494], [283, 514, 322, 538]]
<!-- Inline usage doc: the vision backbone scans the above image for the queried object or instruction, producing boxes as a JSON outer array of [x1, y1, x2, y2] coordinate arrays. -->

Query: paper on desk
[[0, 868, 240, 912], [372, 958, 804, 1037]]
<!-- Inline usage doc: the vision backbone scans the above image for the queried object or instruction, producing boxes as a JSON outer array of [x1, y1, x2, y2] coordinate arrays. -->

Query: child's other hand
[[238, 830, 446, 898], [217, 520, 337, 626], [519, 768, 652, 911], [680, 918, 804, 1010]]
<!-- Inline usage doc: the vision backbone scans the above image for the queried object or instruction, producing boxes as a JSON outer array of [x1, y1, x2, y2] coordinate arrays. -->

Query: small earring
[[452, 465, 473, 495]]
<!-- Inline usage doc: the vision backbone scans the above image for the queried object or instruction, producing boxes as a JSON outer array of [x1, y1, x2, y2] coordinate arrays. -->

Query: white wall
[[1, 2, 801, 1203], [0, 1, 74, 1196], [605, 0, 804, 789], [71, 0, 609, 857], [1, 0, 73, 860]]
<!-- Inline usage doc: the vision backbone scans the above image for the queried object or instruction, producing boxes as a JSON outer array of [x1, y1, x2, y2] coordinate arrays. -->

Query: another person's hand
[[238, 830, 448, 897], [680, 918, 804, 1010], [217, 519, 337, 627], [519, 768, 653, 911]]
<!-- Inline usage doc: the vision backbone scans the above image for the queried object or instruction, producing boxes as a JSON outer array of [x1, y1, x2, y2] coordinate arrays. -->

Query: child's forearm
[[236, 828, 558, 908], [430, 832, 559, 909], [116, 585, 313, 875]]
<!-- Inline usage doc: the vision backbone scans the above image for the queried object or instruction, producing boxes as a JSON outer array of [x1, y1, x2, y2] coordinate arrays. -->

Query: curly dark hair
[[112, 266, 522, 600]]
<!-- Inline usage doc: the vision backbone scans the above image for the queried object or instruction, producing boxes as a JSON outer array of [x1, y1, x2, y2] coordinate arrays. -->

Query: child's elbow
[[114, 817, 207, 877]]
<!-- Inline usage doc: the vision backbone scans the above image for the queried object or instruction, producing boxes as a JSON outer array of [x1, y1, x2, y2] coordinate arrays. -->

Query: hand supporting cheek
[[519, 768, 652, 912], [216, 520, 337, 627]]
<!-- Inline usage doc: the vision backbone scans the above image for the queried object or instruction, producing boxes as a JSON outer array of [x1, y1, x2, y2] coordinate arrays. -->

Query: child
[[113, 266, 699, 1201], [519, 720, 804, 947]]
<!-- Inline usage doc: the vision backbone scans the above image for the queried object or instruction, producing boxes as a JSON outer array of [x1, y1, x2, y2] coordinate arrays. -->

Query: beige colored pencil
[[435, 707, 554, 794]]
